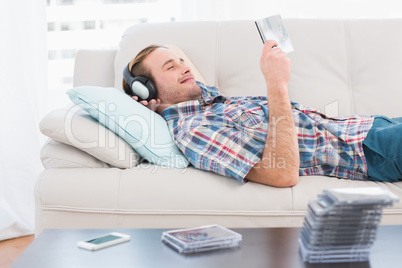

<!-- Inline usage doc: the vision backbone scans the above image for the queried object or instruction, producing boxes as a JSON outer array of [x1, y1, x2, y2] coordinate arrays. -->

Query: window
[[47, 0, 400, 111], [46, 0, 180, 111]]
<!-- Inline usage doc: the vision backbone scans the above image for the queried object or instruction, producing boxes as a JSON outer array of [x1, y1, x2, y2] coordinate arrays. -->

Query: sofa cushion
[[67, 86, 189, 168], [39, 106, 140, 169], [41, 139, 111, 169]]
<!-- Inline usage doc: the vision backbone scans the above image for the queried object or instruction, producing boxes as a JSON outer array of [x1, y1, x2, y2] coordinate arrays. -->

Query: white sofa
[[35, 19, 402, 235]]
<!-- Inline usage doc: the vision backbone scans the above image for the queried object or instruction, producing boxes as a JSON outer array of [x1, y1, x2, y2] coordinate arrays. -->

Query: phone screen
[[86, 234, 120, 245]]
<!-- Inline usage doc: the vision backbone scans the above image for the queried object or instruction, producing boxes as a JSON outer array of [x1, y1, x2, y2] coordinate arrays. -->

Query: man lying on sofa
[[122, 42, 402, 188]]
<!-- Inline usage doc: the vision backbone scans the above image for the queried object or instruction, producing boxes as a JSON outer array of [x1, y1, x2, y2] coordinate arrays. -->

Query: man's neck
[[156, 103, 172, 114]]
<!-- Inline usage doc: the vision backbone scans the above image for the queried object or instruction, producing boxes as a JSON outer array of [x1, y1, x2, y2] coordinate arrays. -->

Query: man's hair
[[122, 44, 166, 96]]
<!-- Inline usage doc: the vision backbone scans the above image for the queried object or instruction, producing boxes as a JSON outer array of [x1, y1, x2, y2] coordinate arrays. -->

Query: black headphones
[[123, 63, 157, 102]]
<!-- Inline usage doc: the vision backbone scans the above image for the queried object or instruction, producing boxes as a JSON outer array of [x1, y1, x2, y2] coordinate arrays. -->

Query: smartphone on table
[[77, 232, 130, 251]]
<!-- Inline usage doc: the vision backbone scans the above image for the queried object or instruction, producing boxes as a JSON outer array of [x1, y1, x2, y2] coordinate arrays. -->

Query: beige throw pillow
[[39, 106, 141, 169]]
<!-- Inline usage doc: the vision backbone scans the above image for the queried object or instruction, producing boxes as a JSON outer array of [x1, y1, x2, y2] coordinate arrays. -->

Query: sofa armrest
[[73, 49, 117, 87]]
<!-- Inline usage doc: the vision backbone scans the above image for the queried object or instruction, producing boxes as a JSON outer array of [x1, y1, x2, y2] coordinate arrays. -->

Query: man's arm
[[246, 41, 300, 187]]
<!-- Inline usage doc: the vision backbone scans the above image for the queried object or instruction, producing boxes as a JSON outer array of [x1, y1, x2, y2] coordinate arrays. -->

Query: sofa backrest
[[76, 19, 402, 118]]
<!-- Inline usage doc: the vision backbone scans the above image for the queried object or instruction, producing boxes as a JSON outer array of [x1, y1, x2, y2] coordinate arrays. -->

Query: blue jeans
[[363, 116, 402, 182]]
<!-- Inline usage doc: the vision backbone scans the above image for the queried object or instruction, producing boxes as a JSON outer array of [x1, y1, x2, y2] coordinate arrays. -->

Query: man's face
[[143, 48, 202, 108]]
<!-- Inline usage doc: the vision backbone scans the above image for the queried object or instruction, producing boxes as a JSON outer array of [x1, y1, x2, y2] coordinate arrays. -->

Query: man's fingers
[[265, 40, 278, 48], [147, 99, 161, 112], [131, 96, 161, 112], [263, 40, 279, 53]]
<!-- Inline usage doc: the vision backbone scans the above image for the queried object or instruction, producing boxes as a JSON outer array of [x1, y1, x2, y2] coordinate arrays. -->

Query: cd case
[[299, 187, 399, 263], [161, 224, 242, 254], [255, 14, 294, 53]]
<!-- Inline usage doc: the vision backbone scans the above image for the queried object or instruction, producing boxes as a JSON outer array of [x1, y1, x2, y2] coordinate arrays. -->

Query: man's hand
[[131, 96, 161, 112], [260, 40, 291, 92]]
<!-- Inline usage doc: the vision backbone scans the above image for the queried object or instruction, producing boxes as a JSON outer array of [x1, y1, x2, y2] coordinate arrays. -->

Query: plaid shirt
[[161, 82, 374, 183]]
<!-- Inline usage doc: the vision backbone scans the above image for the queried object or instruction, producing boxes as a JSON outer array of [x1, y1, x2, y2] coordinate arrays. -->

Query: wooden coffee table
[[11, 226, 402, 268]]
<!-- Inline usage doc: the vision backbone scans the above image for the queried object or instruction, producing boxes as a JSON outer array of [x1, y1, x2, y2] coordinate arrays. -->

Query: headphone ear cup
[[130, 76, 157, 102], [123, 63, 158, 101], [144, 79, 157, 101]]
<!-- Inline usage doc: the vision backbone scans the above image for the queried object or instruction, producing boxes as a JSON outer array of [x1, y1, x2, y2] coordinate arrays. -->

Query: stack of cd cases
[[161, 224, 242, 254], [299, 187, 399, 263]]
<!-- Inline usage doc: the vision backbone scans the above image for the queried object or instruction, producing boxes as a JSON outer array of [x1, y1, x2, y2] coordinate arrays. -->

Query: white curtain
[[0, 1, 47, 240]]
